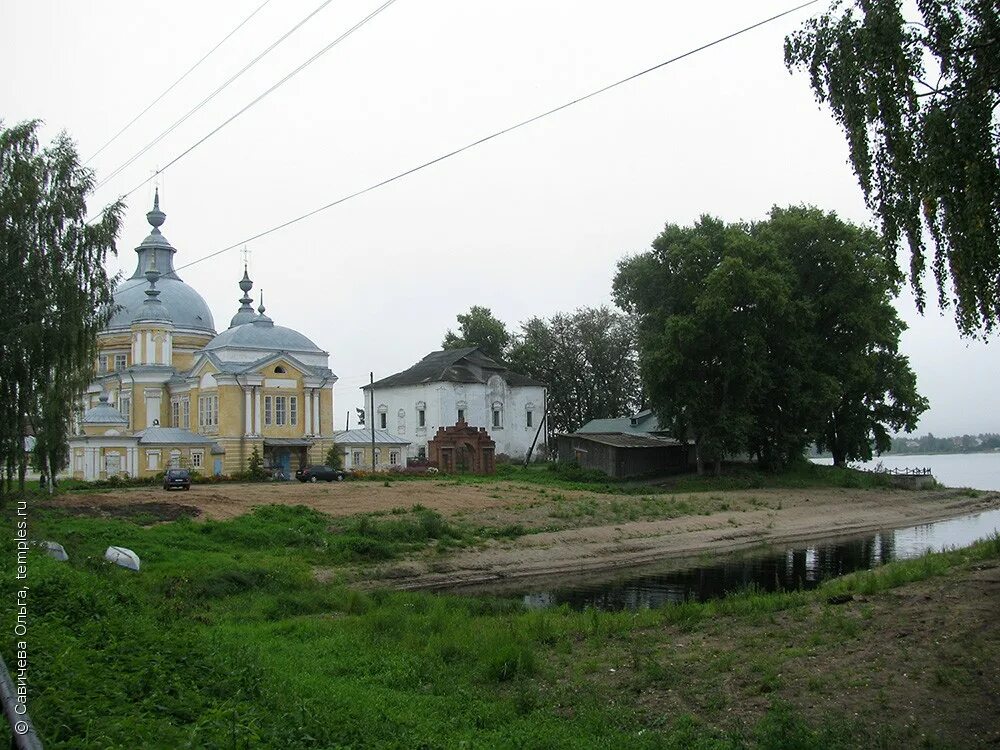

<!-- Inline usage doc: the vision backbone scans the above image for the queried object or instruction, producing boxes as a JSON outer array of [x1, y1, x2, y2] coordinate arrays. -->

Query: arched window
[[377, 404, 388, 430], [274, 365, 286, 374], [492, 401, 503, 429]]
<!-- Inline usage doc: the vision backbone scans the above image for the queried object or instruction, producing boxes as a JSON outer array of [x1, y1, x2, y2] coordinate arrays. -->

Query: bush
[[325, 444, 343, 470], [247, 446, 266, 481], [546, 461, 610, 484]]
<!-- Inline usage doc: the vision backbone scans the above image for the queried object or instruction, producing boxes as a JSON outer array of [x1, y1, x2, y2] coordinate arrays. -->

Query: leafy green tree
[[325, 444, 343, 470], [785, 0, 1000, 336], [442, 305, 511, 361], [615, 208, 928, 473], [0, 120, 123, 499], [507, 307, 642, 435], [755, 206, 928, 466], [615, 218, 808, 473]]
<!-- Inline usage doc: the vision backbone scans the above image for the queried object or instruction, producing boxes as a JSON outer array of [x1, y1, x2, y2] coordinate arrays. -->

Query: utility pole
[[370, 372, 375, 470]]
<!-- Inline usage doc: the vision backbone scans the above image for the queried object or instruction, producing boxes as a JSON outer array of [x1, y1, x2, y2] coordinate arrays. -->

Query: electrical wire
[[85, 0, 273, 166], [107, 0, 820, 297], [93, 0, 339, 190]]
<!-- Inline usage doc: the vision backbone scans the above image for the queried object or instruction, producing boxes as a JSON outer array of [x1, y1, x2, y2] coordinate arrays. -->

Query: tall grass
[[3, 506, 996, 749]]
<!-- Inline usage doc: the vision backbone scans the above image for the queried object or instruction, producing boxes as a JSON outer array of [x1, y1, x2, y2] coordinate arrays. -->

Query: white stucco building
[[362, 347, 547, 461]]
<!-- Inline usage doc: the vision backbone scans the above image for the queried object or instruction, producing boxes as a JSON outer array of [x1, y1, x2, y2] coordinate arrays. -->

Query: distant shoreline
[[811, 450, 1000, 459]]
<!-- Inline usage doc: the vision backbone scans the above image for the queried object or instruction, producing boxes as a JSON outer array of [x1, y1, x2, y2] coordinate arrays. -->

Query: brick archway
[[428, 421, 496, 474]]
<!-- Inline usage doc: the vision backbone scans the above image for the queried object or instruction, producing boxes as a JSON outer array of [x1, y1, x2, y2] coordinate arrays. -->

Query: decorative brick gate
[[427, 421, 496, 474]]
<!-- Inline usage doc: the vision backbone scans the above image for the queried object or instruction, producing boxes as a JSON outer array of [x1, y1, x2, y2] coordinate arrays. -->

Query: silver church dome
[[204, 312, 323, 354], [106, 191, 216, 334]]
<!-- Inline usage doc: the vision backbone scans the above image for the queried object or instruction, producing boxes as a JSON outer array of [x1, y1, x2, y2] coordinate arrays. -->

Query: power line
[[85, 0, 273, 166], [93, 0, 339, 191], [109, 0, 820, 298], [90, 0, 400, 223]]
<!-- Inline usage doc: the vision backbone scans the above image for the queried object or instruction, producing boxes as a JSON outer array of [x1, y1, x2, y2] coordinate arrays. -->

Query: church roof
[[194, 350, 333, 380], [106, 191, 216, 333], [134, 427, 214, 445], [81, 395, 129, 424], [365, 347, 545, 390], [204, 319, 323, 354]]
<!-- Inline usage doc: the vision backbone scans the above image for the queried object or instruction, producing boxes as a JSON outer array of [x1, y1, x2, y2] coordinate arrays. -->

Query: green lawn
[[2, 502, 994, 748]]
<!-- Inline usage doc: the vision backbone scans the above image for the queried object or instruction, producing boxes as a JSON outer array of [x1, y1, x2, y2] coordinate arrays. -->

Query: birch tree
[[0, 120, 123, 500]]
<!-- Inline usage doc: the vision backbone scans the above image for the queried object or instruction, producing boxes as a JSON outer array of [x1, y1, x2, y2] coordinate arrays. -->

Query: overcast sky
[[3, 0, 997, 436]]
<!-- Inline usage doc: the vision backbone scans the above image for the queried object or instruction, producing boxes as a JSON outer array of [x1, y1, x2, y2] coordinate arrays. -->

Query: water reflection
[[516, 509, 1000, 612]]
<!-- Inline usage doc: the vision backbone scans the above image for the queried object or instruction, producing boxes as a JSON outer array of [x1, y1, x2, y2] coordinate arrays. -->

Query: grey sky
[[3, 0, 996, 436]]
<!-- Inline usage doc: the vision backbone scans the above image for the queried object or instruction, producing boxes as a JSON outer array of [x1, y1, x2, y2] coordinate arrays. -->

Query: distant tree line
[[888, 433, 1000, 455], [442, 305, 643, 436]]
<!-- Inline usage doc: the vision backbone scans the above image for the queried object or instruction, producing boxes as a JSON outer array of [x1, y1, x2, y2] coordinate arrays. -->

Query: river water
[[513, 508, 1000, 612], [811, 452, 1000, 491]]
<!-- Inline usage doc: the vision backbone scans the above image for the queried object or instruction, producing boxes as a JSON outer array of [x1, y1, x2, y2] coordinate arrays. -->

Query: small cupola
[[229, 264, 258, 328]]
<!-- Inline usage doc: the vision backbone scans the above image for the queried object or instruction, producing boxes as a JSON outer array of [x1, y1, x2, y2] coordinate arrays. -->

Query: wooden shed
[[557, 432, 694, 479]]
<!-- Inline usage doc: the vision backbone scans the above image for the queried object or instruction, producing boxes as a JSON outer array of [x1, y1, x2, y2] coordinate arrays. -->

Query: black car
[[295, 465, 346, 483], [163, 468, 191, 490]]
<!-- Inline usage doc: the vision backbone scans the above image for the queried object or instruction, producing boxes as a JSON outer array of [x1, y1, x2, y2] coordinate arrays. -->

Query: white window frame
[[171, 399, 180, 428], [290, 396, 298, 426], [98, 354, 109, 374], [119, 394, 131, 428], [170, 450, 181, 469], [182, 398, 190, 429], [389, 450, 399, 466], [264, 395, 273, 426], [276, 396, 286, 426], [114, 353, 127, 371], [352, 450, 363, 466], [199, 394, 219, 429], [191, 450, 204, 469]]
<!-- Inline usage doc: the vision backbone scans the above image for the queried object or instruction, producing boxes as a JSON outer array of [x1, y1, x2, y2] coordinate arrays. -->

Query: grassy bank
[[3, 502, 998, 748]]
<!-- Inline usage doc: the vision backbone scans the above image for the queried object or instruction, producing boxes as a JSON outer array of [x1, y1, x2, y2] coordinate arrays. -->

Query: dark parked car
[[295, 465, 346, 483], [163, 468, 191, 491]]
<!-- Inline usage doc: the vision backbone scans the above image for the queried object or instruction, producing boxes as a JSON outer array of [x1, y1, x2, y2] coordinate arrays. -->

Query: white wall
[[361, 377, 545, 460]]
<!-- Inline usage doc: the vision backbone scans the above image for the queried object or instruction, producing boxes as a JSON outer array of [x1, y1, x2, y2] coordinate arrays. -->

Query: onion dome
[[133, 259, 173, 325], [228, 264, 258, 328], [106, 189, 216, 333]]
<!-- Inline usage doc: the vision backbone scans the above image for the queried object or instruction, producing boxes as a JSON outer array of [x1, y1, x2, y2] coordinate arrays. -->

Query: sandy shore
[[377, 487, 1000, 590], [45, 481, 1000, 589]]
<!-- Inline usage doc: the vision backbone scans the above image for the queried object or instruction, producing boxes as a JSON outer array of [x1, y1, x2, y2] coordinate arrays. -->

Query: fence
[[868, 466, 933, 476]]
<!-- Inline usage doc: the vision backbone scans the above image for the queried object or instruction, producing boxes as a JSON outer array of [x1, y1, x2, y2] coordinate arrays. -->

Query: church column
[[304, 391, 312, 437], [244, 390, 252, 436], [254, 388, 262, 435], [312, 391, 321, 435]]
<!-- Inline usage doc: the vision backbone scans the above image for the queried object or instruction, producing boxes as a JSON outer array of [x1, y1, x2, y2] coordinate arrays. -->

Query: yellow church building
[[69, 191, 337, 480]]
